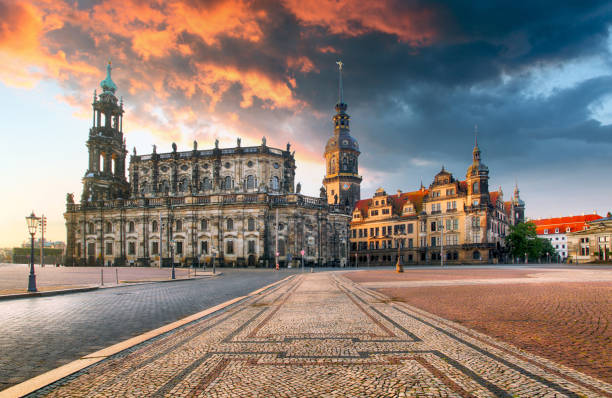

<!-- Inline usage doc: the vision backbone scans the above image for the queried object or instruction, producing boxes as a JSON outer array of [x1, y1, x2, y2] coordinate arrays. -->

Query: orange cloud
[[283, 0, 437, 45], [0, 1, 97, 87], [287, 55, 317, 73]]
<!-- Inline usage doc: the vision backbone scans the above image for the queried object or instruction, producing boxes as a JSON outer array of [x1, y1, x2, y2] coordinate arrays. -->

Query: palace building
[[64, 62, 358, 267], [349, 141, 525, 265]]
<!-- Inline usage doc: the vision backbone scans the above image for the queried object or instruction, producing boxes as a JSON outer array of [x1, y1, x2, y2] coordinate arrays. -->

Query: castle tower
[[512, 182, 525, 223], [81, 61, 129, 202], [323, 61, 362, 211], [465, 132, 489, 207]]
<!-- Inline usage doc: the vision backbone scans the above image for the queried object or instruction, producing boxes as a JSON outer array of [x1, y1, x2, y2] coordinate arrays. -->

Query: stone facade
[[349, 142, 525, 265], [64, 63, 351, 267], [567, 216, 612, 263]]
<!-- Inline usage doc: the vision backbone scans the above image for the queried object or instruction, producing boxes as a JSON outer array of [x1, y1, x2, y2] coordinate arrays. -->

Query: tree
[[506, 222, 536, 259]]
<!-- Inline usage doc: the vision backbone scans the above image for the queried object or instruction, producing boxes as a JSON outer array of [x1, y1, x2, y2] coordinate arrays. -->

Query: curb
[[0, 273, 223, 301], [0, 274, 294, 398], [0, 286, 99, 301]]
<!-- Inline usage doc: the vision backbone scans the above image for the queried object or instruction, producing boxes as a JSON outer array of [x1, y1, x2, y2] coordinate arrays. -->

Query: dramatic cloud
[[2, 0, 612, 212]]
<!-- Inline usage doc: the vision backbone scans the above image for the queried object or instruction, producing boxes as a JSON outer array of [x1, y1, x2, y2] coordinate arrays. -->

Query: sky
[[1, 0, 612, 247]]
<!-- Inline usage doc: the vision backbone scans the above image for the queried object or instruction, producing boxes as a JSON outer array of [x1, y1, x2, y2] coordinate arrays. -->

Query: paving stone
[[26, 272, 612, 397]]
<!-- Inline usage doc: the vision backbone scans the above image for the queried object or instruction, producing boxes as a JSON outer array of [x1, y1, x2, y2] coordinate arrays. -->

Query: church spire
[[336, 60, 344, 105], [473, 124, 481, 162], [100, 60, 117, 94]]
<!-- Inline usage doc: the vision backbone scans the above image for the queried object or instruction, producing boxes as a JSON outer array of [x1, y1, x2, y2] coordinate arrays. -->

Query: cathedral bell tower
[[82, 61, 129, 202], [322, 61, 362, 211], [466, 131, 489, 207]]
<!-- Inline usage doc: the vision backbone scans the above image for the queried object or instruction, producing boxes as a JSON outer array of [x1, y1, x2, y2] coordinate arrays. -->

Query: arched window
[[201, 219, 207, 230], [105, 222, 112, 233], [161, 180, 170, 193], [271, 176, 279, 191], [179, 178, 189, 192], [279, 239, 286, 256], [202, 177, 211, 191], [176, 219, 182, 231], [248, 217, 255, 231], [473, 250, 481, 260], [473, 181, 479, 193], [128, 221, 135, 233], [246, 175, 255, 189], [152, 220, 158, 232], [88, 222, 95, 234], [342, 157, 347, 170], [226, 218, 233, 230], [224, 176, 232, 190]]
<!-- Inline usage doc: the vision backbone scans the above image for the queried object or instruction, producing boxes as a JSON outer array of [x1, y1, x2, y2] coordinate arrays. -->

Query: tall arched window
[[152, 220, 158, 232], [246, 175, 255, 190], [88, 222, 95, 234], [226, 218, 234, 230], [248, 217, 255, 231], [279, 239, 286, 256], [176, 219, 182, 231], [224, 176, 232, 190], [271, 176, 279, 191], [128, 221, 135, 233], [179, 178, 189, 192], [161, 180, 170, 193], [201, 219, 207, 230], [473, 181, 479, 193], [202, 177, 211, 191], [105, 222, 112, 233]]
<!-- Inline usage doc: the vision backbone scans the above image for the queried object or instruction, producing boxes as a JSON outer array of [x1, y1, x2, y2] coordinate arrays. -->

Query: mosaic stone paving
[[29, 273, 612, 397]]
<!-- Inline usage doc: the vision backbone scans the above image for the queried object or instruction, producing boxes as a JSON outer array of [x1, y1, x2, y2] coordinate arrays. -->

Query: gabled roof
[[352, 189, 429, 219]]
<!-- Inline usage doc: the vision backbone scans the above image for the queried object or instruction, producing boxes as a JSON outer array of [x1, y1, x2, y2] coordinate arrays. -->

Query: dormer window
[[544, 229, 548, 234], [555, 228, 559, 233], [566, 227, 571, 232]]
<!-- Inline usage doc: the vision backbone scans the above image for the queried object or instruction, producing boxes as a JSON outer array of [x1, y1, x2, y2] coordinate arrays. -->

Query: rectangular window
[[431, 222, 437, 232], [420, 237, 427, 247], [420, 222, 426, 232], [375, 227, 379, 236], [431, 237, 437, 247], [226, 240, 234, 254], [176, 241, 183, 255], [248, 240, 255, 254], [370, 228, 374, 236], [128, 242, 135, 255], [77, 243, 82, 257], [407, 223, 414, 234], [408, 238, 413, 248], [200, 241, 208, 254], [453, 219, 459, 230], [105, 242, 113, 255], [382, 209, 390, 215], [152, 241, 159, 255]]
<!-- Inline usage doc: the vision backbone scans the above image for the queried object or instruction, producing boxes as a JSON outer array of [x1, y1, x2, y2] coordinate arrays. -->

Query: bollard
[[115, 268, 119, 284], [310, 267, 314, 273], [100, 268, 104, 286]]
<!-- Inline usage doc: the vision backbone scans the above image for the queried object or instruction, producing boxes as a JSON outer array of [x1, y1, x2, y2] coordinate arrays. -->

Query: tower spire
[[336, 60, 344, 104]]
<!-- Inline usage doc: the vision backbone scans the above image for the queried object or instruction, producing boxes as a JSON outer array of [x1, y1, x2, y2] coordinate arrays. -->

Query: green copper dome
[[100, 61, 117, 94]]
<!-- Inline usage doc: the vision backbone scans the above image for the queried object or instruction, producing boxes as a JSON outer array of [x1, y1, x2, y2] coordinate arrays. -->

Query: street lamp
[[25, 212, 40, 292], [171, 239, 176, 280], [395, 234, 404, 273]]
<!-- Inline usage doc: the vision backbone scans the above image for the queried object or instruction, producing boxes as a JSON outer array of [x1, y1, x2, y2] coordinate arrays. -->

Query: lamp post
[[171, 239, 175, 280], [26, 212, 40, 292], [395, 234, 404, 273], [212, 247, 216, 275]]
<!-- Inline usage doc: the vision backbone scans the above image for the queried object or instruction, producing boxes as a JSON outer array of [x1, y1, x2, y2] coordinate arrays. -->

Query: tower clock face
[[342, 182, 351, 190]]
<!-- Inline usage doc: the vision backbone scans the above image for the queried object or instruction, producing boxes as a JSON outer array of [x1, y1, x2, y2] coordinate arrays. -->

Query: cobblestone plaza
[[20, 269, 612, 397]]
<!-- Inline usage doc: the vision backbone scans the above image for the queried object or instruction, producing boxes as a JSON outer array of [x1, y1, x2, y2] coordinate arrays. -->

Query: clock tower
[[323, 61, 362, 211]]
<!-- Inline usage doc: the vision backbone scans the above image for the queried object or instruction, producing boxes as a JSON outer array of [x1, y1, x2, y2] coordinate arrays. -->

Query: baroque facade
[[349, 141, 525, 265], [567, 216, 612, 263], [64, 62, 358, 267]]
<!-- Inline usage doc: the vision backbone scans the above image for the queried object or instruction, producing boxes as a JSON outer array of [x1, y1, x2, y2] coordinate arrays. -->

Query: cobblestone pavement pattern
[[0, 269, 294, 390], [29, 272, 612, 397]]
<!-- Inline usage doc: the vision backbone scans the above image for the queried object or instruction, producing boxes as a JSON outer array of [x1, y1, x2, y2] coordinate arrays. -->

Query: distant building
[[349, 142, 525, 265], [531, 214, 602, 260], [567, 216, 612, 263]]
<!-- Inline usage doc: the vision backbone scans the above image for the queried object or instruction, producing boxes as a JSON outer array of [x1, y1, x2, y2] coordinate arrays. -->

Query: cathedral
[[64, 62, 360, 267]]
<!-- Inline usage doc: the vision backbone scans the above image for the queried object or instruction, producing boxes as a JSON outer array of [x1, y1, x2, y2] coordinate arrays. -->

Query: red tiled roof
[[504, 201, 512, 216], [352, 189, 429, 219], [489, 191, 500, 205], [531, 214, 602, 235]]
